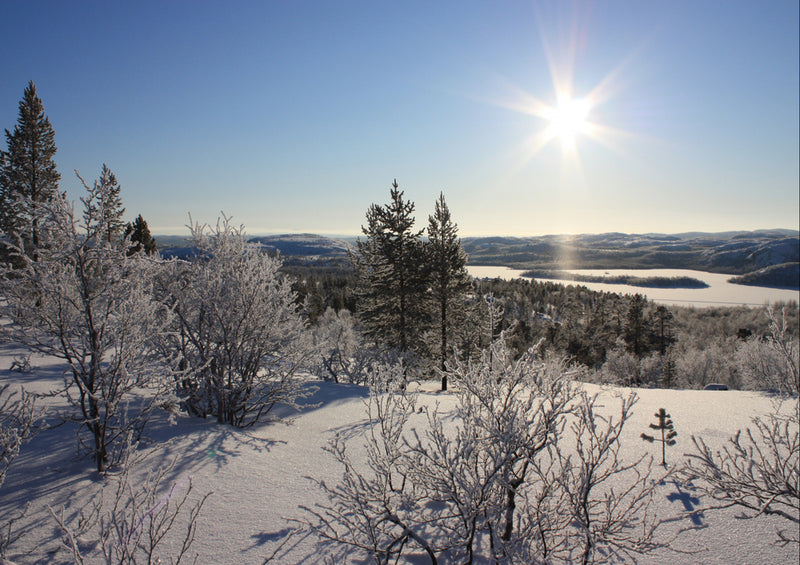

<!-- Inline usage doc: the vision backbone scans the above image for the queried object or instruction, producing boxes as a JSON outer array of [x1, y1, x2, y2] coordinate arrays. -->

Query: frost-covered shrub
[[734, 310, 799, 395], [50, 446, 210, 564], [682, 405, 799, 545], [682, 309, 799, 546], [600, 346, 639, 385], [161, 216, 315, 427], [0, 385, 38, 558], [297, 338, 663, 563], [675, 344, 733, 390], [0, 171, 171, 473], [310, 308, 371, 384]]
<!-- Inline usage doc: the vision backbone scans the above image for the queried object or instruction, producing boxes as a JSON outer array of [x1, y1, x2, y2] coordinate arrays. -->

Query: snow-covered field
[[1, 344, 798, 564]]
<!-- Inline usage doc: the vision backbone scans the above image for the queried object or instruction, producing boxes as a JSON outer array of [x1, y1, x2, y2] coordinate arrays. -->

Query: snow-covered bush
[[161, 216, 315, 427], [0, 384, 38, 558], [296, 338, 664, 563], [734, 309, 799, 395], [681, 406, 799, 545], [682, 309, 799, 545], [674, 343, 733, 390], [0, 171, 171, 473], [50, 446, 210, 564], [310, 307, 366, 384], [601, 344, 648, 386]]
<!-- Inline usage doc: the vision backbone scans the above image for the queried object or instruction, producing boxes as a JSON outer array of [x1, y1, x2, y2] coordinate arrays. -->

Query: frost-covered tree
[[0, 81, 60, 256], [0, 171, 170, 473], [353, 181, 430, 360], [85, 164, 125, 244], [311, 307, 379, 385], [734, 308, 799, 395], [161, 215, 314, 427], [426, 192, 470, 389], [296, 338, 664, 563]]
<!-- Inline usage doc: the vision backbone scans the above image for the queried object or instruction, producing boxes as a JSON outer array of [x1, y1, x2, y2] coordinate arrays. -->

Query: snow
[[0, 344, 798, 564]]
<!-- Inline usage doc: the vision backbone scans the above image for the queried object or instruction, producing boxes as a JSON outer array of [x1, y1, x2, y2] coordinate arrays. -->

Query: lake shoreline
[[467, 266, 800, 308]]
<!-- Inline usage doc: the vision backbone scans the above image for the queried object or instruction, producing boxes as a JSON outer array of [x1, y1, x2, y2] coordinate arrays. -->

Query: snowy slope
[[0, 345, 797, 564]]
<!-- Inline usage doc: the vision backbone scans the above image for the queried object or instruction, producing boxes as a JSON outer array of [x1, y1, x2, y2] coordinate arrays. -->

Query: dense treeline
[[288, 258, 798, 391]]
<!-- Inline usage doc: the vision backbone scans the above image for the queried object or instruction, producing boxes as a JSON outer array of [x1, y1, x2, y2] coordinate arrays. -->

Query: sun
[[543, 94, 592, 150]]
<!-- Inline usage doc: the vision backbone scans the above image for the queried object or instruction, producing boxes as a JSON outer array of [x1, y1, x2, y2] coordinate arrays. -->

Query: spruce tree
[[427, 192, 470, 390], [353, 180, 430, 359], [125, 214, 158, 255], [0, 81, 60, 256], [86, 164, 125, 244], [641, 407, 677, 466]]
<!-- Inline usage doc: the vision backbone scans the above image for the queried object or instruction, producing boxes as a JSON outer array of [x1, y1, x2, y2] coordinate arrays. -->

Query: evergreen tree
[[653, 305, 675, 356], [427, 192, 471, 389], [125, 213, 157, 255], [624, 293, 647, 360], [86, 164, 125, 244], [0, 81, 60, 256], [352, 180, 429, 359], [641, 408, 677, 466]]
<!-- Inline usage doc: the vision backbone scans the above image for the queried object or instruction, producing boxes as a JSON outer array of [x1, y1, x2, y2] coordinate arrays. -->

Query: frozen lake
[[467, 266, 800, 308]]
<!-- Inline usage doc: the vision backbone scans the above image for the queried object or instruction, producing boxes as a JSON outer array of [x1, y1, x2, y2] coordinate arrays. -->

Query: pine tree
[[0, 81, 60, 256], [641, 407, 677, 466], [624, 293, 647, 361], [427, 192, 471, 390], [125, 213, 157, 255], [352, 180, 430, 359]]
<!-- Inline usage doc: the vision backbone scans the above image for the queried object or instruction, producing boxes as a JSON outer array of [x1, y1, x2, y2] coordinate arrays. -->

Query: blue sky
[[1, 1, 798, 236]]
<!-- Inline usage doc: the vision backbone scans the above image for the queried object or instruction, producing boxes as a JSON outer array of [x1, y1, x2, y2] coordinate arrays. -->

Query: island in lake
[[521, 270, 710, 289]]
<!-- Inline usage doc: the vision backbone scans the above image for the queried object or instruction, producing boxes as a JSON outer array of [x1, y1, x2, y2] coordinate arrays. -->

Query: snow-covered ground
[[1, 344, 798, 564]]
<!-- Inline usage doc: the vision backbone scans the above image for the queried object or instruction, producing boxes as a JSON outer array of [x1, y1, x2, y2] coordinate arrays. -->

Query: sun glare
[[544, 94, 592, 149]]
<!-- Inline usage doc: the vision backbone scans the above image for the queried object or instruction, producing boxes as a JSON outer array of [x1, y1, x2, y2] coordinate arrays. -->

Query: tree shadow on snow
[[663, 479, 705, 527]]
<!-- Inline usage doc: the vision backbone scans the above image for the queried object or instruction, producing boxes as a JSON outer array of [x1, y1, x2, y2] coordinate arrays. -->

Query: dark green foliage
[[285, 262, 357, 324], [124, 214, 157, 256], [625, 293, 647, 358], [0, 81, 60, 256], [427, 192, 471, 389], [652, 305, 675, 355], [472, 276, 633, 366], [352, 180, 430, 357], [641, 408, 677, 466]]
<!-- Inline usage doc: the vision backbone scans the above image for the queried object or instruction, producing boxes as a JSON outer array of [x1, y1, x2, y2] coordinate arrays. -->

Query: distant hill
[[728, 262, 800, 290], [155, 233, 354, 262], [461, 230, 799, 278], [154, 230, 800, 289], [248, 233, 353, 257]]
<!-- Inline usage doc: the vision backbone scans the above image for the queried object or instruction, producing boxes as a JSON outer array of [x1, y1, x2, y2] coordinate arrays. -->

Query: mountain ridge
[[154, 229, 799, 286]]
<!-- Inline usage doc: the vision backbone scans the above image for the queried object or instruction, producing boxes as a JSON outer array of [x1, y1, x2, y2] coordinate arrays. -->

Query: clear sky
[[1, 1, 798, 237]]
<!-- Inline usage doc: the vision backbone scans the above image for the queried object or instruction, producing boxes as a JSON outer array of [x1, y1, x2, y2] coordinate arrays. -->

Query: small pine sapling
[[641, 408, 677, 466]]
